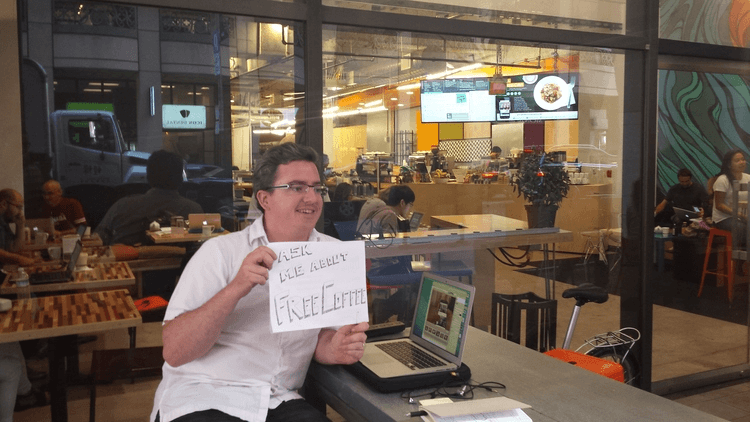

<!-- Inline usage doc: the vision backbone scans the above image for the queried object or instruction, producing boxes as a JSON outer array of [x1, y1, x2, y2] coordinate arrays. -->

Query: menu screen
[[420, 73, 579, 123]]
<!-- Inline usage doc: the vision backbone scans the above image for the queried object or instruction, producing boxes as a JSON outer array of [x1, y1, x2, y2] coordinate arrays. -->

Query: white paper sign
[[267, 241, 368, 333]]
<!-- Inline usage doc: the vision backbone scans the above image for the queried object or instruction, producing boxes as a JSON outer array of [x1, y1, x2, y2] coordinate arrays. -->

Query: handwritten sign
[[268, 241, 368, 333]]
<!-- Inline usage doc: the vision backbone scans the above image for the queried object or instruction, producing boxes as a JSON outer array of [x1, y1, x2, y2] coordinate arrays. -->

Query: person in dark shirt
[[95, 150, 203, 246], [0, 189, 35, 266], [654, 168, 709, 226]]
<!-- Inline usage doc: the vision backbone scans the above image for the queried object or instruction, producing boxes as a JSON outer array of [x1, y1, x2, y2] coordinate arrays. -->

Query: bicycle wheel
[[586, 347, 639, 385]]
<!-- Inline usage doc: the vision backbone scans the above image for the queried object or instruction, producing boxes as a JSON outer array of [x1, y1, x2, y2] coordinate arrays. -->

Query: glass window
[[322, 24, 627, 339], [323, 0, 625, 34]]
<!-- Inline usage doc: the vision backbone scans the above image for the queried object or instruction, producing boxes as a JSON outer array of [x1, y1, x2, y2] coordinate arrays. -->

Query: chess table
[[0, 261, 135, 295], [0, 289, 141, 342], [22, 232, 104, 251], [0, 289, 141, 422]]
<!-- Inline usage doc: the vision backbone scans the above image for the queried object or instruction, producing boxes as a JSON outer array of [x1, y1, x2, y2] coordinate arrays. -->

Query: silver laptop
[[359, 272, 475, 378]]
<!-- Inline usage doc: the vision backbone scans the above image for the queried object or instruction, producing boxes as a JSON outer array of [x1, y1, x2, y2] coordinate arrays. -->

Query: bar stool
[[698, 228, 734, 301]]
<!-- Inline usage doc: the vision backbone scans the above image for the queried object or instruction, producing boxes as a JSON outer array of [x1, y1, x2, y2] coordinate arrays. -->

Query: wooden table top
[[0, 289, 141, 343], [0, 261, 136, 294], [22, 233, 104, 251], [147, 229, 228, 244]]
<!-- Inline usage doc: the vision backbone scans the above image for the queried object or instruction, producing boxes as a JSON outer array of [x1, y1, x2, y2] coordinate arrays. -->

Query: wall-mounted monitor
[[420, 78, 496, 123], [420, 73, 579, 123]]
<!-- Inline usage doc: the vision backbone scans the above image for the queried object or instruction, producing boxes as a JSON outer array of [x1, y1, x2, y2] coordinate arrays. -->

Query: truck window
[[66, 119, 117, 153]]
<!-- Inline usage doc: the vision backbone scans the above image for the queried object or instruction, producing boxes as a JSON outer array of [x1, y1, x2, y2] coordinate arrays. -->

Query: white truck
[[47, 110, 150, 188]]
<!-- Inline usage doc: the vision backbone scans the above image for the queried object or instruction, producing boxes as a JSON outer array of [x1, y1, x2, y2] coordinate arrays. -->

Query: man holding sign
[[151, 143, 369, 422]]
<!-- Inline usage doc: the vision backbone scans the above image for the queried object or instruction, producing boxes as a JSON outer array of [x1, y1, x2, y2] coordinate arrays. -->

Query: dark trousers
[[156, 399, 331, 422]]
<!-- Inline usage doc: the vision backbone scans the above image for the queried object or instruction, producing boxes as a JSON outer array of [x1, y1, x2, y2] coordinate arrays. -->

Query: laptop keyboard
[[29, 271, 69, 284], [376, 341, 445, 370]]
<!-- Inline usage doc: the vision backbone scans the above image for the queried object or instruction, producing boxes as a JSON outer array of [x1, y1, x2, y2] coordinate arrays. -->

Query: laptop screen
[[409, 212, 424, 232], [411, 274, 473, 359], [66, 241, 83, 273]]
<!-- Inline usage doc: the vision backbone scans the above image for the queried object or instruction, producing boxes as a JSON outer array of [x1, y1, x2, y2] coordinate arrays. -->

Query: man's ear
[[256, 190, 270, 210]]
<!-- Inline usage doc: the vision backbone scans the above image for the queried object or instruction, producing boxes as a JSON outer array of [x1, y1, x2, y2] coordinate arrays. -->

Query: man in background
[[41, 180, 87, 235], [654, 168, 709, 226], [0, 189, 34, 266], [95, 150, 202, 246]]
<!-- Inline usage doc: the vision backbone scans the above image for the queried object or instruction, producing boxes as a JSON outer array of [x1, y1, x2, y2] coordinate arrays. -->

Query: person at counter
[[712, 150, 750, 246], [654, 168, 709, 226], [356, 185, 415, 237], [95, 150, 203, 246], [0, 189, 34, 266], [151, 143, 368, 422], [40, 179, 87, 236]]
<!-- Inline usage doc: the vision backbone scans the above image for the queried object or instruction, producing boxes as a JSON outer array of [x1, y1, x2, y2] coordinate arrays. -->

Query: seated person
[[0, 189, 35, 267], [358, 186, 418, 323], [357, 185, 415, 237], [40, 180, 87, 236], [95, 150, 203, 246], [150, 143, 367, 422], [332, 183, 353, 202], [654, 168, 708, 227]]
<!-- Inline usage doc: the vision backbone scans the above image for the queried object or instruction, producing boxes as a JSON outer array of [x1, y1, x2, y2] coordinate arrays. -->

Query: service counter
[[406, 182, 613, 253]]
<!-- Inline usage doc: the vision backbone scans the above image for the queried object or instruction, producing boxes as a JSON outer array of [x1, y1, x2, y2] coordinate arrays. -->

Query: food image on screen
[[540, 83, 561, 104]]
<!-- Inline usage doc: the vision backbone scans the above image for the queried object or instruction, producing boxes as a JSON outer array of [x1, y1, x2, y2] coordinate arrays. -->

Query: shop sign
[[162, 105, 207, 129]]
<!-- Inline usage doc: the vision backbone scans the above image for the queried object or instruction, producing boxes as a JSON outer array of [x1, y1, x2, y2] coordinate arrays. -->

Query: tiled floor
[[11, 252, 750, 421]]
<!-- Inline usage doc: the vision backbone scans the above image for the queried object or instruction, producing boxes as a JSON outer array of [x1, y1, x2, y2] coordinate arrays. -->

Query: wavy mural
[[657, 70, 750, 193]]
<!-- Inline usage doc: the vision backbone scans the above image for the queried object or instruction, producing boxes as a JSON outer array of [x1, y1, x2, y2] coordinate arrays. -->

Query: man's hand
[[16, 255, 35, 267], [315, 321, 370, 365], [13, 214, 25, 234], [229, 246, 277, 296]]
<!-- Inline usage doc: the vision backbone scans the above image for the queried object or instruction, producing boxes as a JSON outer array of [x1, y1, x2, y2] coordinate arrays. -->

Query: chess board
[[0, 262, 136, 294], [22, 232, 103, 251], [0, 289, 141, 343]]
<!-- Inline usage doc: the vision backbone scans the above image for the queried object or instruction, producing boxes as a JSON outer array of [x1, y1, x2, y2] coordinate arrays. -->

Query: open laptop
[[28, 240, 83, 285], [673, 206, 700, 221], [26, 218, 54, 236], [358, 272, 475, 378], [188, 213, 222, 232], [409, 211, 424, 232]]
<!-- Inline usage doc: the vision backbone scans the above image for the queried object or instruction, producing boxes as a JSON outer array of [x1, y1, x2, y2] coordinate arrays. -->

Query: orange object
[[544, 349, 624, 382], [110, 244, 139, 261], [134, 296, 169, 312], [699, 228, 734, 302]]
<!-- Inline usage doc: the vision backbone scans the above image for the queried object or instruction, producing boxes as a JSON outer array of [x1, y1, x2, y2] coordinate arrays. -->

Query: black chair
[[89, 346, 163, 422], [64, 184, 117, 230], [323, 200, 366, 239], [491, 292, 557, 352]]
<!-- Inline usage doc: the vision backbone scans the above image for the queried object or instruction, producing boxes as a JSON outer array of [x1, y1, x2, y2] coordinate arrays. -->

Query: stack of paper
[[421, 397, 532, 422]]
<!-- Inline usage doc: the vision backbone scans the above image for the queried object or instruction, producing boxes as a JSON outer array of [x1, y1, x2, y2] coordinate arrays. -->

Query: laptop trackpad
[[363, 352, 393, 365]]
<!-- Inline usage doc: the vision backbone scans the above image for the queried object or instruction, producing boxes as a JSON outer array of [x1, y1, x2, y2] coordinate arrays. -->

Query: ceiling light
[[364, 99, 382, 108], [397, 83, 420, 91]]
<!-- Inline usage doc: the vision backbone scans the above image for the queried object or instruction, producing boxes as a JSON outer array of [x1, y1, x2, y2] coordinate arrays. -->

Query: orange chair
[[698, 228, 734, 301]]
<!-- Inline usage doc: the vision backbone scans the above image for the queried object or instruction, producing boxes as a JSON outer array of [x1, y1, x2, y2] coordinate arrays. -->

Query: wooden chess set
[[0, 289, 141, 343], [0, 262, 136, 294]]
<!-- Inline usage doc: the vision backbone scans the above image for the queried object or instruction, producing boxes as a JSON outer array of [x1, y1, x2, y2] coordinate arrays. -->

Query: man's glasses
[[267, 183, 328, 196]]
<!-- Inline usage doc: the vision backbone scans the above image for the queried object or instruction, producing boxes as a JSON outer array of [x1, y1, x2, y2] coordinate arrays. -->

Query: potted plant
[[510, 147, 570, 228]]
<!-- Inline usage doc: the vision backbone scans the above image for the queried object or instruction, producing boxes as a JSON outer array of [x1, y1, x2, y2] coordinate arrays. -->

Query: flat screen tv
[[420, 73, 579, 123]]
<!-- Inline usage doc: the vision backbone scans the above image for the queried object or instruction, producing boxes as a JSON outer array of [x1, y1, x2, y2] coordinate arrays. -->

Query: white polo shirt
[[151, 217, 337, 422]]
